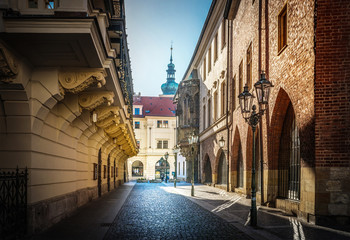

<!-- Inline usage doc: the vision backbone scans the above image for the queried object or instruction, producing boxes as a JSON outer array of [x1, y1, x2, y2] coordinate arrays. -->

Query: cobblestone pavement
[[104, 183, 253, 240]]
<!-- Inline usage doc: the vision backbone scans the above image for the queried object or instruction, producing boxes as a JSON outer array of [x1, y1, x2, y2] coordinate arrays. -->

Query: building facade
[[128, 48, 179, 181], [174, 70, 200, 183], [0, 0, 137, 235], [180, 0, 350, 228]]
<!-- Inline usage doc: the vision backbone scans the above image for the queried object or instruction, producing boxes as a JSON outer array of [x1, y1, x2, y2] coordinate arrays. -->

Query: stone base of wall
[[28, 186, 98, 234], [276, 198, 299, 215]]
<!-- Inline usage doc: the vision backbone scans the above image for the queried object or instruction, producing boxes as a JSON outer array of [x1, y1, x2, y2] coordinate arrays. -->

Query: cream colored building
[[128, 95, 177, 181], [0, 0, 137, 234]]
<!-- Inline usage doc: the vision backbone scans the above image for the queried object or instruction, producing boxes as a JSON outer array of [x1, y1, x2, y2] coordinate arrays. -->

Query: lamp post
[[218, 136, 229, 192], [173, 146, 180, 188], [164, 152, 169, 183], [188, 131, 198, 197], [238, 71, 273, 227]]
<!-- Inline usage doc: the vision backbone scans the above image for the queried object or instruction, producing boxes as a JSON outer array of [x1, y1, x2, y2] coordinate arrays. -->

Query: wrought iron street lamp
[[164, 152, 169, 183], [238, 71, 273, 227], [218, 136, 229, 192], [173, 146, 180, 188], [188, 132, 198, 197]]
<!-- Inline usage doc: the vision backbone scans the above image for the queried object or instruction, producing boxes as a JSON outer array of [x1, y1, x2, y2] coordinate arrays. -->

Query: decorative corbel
[[0, 45, 18, 83], [96, 114, 120, 129], [95, 106, 120, 122], [78, 91, 114, 111], [220, 70, 226, 79], [104, 123, 123, 135], [59, 69, 107, 94]]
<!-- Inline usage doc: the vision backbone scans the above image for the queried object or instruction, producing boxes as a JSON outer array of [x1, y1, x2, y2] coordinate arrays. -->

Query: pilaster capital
[[59, 68, 107, 94], [78, 91, 114, 111]]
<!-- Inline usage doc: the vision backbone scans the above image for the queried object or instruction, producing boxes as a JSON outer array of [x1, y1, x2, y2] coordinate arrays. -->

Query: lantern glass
[[254, 72, 273, 111], [238, 85, 253, 120], [193, 135, 198, 143], [219, 136, 225, 148], [188, 136, 192, 145]]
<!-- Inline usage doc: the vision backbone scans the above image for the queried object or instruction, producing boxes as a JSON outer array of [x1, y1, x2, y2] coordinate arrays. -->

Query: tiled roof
[[133, 96, 176, 117]]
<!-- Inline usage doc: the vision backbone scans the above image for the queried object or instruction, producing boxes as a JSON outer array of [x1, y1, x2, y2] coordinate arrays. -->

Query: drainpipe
[[226, 18, 232, 192], [258, 0, 265, 205]]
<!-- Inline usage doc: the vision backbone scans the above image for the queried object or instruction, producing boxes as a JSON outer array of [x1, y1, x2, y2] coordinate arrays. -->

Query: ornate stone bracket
[[96, 115, 120, 129], [105, 123, 124, 135], [78, 91, 114, 111], [59, 69, 107, 94], [0, 45, 18, 83], [95, 106, 120, 122]]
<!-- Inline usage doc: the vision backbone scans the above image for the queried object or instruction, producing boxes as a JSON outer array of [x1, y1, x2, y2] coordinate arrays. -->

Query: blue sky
[[125, 0, 212, 96]]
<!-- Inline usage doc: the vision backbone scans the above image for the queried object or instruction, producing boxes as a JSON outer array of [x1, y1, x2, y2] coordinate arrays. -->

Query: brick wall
[[315, 0, 350, 168]]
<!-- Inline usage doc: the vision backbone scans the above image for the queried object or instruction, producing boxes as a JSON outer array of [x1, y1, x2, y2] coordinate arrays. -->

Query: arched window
[[217, 152, 227, 185], [278, 103, 300, 200], [132, 161, 144, 177]]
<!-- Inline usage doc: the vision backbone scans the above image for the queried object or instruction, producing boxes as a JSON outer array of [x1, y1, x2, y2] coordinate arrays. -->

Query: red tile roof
[[133, 96, 176, 117]]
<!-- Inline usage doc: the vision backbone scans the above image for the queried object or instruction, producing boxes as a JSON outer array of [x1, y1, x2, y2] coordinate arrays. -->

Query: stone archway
[[132, 160, 144, 177], [217, 152, 227, 185], [155, 158, 170, 181], [203, 155, 212, 183]]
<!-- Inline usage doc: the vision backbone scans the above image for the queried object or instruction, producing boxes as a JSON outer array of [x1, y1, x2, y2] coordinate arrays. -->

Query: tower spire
[[170, 41, 173, 63], [161, 44, 178, 95]]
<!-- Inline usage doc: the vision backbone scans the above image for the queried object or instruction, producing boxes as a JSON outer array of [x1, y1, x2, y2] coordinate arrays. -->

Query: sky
[[125, 0, 212, 96]]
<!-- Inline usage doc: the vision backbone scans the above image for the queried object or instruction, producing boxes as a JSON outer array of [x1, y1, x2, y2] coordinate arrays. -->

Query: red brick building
[[221, 0, 350, 227]]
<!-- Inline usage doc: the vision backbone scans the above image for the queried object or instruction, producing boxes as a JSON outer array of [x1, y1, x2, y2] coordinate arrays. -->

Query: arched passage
[[204, 155, 212, 183], [132, 160, 144, 177], [217, 151, 227, 185], [155, 158, 170, 181], [269, 88, 300, 201], [232, 127, 243, 189]]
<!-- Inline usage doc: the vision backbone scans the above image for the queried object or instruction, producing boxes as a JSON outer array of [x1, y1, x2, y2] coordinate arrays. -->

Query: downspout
[[226, 18, 232, 192], [258, 0, 265, 205]]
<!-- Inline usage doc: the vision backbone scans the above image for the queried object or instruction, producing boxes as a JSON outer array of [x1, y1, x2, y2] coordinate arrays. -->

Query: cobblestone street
[[104, 183, 252, 240]]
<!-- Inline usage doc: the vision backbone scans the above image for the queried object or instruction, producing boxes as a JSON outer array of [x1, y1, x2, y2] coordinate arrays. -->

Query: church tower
[[161, 45, 178, 95]]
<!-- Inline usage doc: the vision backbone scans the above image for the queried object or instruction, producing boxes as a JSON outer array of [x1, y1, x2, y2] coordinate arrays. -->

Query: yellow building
[[0, 0, 137, 235]]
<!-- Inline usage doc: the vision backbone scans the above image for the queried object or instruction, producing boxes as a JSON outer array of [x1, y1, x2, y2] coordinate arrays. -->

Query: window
[[134, 108, 140, 115], [239, 60, 243, 93], [157, 140, 168, 149], [232, 75, 237, 109], [45, 0, 56, 9], [208, 98, 211, 126], [203, 105, 206, 130], [278, 4, 288, 53], [28, 0, 38, 8], [221, 20, 226, 49], [221, 81, 226, 116], [163, 140, 168, 149], [135, 121, 140, 129], [208, 47, 212, 73], [246, 43, 252, 89], [157, 120, 168, 128], [213, 91, 218, 121], [203, 57, 207, 81], [136, 140, 140, 149], [214, 33, 218, 62], [183, 162, 185, 175]]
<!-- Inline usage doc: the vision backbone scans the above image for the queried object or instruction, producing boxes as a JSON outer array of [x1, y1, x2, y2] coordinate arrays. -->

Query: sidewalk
[[30, 181, 136, 240], [162, 182, 350, 240]]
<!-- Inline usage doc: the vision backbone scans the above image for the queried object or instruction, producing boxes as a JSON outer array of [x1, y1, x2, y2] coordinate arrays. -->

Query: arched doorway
[[132, 160, 144, 177], [237, 143, 243, 188], [278, 103, 300, 200], [204, 156, 212, 183], [155, 158, 170, 181], [217, 152, 227, 185]]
